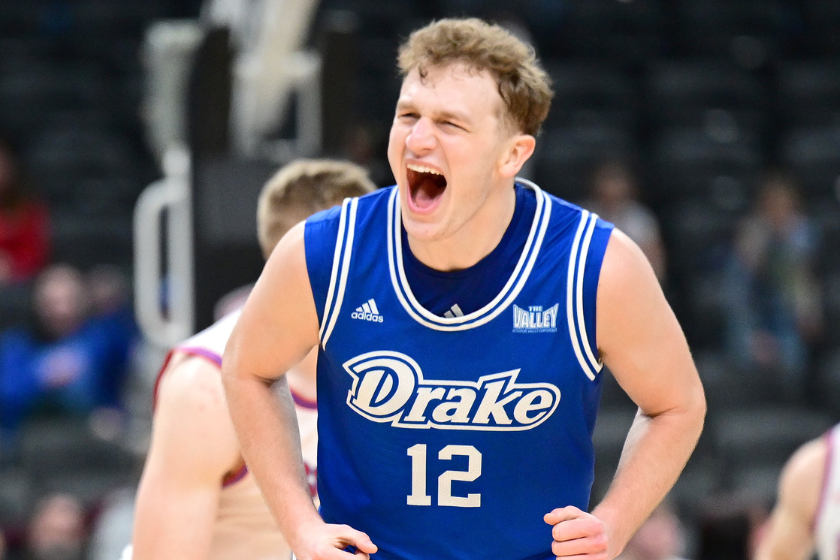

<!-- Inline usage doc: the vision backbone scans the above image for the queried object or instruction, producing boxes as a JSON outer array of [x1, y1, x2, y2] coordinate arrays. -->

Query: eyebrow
[[395, 101, 472, 125]]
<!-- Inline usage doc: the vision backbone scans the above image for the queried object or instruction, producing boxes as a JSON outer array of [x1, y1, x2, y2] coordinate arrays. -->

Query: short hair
[[397, 18, 553, 137], [257, 159, 376, 258]]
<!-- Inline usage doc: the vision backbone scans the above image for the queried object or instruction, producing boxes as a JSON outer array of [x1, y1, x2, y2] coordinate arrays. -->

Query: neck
[[407, 181, 517, 271]]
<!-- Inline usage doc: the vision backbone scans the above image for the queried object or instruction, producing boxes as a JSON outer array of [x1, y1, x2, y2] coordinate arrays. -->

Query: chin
[[402, 214, 447, 243]]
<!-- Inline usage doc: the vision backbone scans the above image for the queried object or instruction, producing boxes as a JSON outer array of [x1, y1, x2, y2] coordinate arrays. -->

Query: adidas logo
[[443, 304, 464, 318], [351, 299, 384, 323]]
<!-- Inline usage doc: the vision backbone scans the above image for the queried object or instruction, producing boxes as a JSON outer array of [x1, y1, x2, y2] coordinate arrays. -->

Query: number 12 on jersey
[[407, 444, 482, 507]]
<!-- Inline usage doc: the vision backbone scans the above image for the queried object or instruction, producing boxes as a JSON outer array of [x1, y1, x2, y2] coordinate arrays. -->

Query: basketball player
[[130, 160, 376, 560], [222, 18, 706, 560], [755, 424, 840, 560]]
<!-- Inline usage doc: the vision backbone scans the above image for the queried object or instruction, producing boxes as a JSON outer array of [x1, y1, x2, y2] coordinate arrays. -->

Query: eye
[[441, 121, 465, 131], [398, 112, 419, 121]]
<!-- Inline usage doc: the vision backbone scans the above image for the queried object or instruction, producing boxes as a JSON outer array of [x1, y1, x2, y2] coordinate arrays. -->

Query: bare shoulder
[[258, 222, 308, 284], [598, 228, 659, 299], [778, 436, 827, 519], [596, 228, 672, 358], [157, 353, 228, 418], [152, 354, 241, 475]]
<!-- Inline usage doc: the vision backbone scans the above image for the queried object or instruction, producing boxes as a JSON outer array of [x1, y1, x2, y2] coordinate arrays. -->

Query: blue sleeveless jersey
[[304, 180, 614, 560]]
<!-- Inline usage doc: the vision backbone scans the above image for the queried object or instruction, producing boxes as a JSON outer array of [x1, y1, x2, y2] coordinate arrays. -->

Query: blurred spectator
[[25, 494, 86, 560], [723, 170, 822, 395], [86, 265, 139, 408], [582, 159, 666, 282], [0, 265, 133, 449], [0, 139, 49, 286], [617, 502, 689, 560]]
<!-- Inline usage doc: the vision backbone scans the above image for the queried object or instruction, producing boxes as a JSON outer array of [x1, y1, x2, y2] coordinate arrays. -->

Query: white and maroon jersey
[[816, 424, 840, 560], [153, 309, 318, 560]]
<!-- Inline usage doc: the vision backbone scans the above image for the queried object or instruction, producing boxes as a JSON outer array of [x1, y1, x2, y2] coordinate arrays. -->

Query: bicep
[[596, 230, 703, 415], [224, 222, 320, 384], [133, 358, 240, 559]]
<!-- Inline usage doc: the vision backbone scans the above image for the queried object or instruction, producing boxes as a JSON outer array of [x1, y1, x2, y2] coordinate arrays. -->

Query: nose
[[405, 117, 436, 155]]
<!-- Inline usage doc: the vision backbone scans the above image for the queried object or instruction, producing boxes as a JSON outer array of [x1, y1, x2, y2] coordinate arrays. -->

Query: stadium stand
[[0, 0, 838, 557]]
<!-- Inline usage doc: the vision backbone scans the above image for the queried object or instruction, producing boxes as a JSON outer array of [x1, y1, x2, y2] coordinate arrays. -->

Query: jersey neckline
[[387, 179, 552, 331]]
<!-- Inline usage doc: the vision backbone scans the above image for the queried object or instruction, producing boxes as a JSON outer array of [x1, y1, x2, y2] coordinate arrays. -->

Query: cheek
[[387, 129, 404, 162]]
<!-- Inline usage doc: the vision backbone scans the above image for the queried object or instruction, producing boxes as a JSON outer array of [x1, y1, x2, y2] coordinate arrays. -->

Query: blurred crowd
[[0, 0, 837, 558], [0, 138, 139, 559]]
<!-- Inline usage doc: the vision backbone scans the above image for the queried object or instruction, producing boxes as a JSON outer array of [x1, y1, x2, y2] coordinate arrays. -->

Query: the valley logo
[[513, 304, 559, 333], [343, 351, 561, 431]]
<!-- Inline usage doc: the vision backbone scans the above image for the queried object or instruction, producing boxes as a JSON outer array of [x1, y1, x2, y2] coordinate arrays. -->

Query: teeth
[[407, 163, 441, 175]]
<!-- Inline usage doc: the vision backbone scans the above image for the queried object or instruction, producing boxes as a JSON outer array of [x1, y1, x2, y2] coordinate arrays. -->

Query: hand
[[294, 521, 378, 560], [544, 506, 609, 559]]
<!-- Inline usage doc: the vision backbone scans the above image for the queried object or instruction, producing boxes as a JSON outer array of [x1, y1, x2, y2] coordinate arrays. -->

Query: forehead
[[397, 63, 503, 117]]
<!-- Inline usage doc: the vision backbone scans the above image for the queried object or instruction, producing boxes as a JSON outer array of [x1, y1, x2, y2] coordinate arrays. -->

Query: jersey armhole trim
[[566, 211, 603, 381], [151, 347, 223, 411], [320, 197, 358, 349]]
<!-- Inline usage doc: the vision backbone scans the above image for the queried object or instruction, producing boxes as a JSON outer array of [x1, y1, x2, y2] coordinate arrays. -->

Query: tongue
[[412, 174, 445, 209]]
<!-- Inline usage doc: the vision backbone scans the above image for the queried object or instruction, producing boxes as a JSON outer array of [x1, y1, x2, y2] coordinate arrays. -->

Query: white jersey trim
[[387, 179, 551, 331], [566, 211, 603, 381], [321, 197, 358, 348]]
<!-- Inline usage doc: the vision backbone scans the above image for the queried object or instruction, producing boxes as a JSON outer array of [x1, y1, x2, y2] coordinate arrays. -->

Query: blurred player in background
[[223, 17, 705, 560], [130, 160, 375, 560], [755, 423, 840, 560]]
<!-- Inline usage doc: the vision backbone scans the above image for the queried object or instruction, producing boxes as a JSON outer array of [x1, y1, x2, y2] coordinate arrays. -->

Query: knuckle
[[594, 533, 608, 548]]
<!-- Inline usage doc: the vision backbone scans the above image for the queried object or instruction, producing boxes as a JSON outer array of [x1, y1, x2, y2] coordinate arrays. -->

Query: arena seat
[[711, 407, 833, 471], [532, 123, 636, 202], [725, 464, 783, 506], [779, 126, 840, 197], [652, 126, 764, 202], [542, 60, 639, 132], [552, 0, 668, 64], [814, 350, 840, 416], [776, 60, 840, 128], [19, 418, 134, 480], [693, 351, 788, 410], [50, 212, 134, 269], [822, 274, 840, 348], [674, 0, 794, 62], [645, 60, 769, 134], [0, 468, 32, 527], [802, 0, 840, 55]]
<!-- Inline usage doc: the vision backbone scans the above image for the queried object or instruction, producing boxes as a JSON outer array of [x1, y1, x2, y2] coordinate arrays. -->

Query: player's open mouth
[[406, 163, 447, 211]]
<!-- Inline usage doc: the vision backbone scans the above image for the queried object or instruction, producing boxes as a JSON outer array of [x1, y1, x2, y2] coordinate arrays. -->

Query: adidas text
[[351, 311, 384, 322], [352, 299, 384, 322]]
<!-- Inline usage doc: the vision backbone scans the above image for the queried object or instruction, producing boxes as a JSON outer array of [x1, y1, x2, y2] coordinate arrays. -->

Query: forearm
[[224, 372, 322, 541], [592, 403, 704, 558]]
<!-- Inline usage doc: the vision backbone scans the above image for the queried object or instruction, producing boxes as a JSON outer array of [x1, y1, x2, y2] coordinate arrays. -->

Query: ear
[[498, 134, 536, 179]]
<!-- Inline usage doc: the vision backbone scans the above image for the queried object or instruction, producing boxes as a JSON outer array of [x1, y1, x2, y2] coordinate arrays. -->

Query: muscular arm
[[221, 222, 375, 560], [755, 438, 825, 560], [133, 355, 241, 560], [547, 230, 706, 559]]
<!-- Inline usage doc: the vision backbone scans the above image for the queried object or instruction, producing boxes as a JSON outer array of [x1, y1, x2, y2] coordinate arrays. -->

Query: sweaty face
[[387, 63, 518, 254]]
